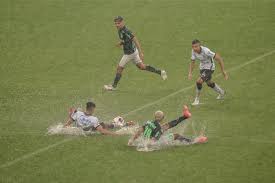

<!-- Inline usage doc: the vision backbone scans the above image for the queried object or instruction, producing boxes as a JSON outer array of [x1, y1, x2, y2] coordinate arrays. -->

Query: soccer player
[[188, 39, 229, 105], [127, 106, 207, 146], [64, 101, 120, 136], [104, 16, 167, 91]]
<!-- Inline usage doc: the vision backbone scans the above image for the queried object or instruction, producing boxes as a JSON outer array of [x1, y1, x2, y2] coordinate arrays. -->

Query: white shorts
[[118, 49, 142, 68]]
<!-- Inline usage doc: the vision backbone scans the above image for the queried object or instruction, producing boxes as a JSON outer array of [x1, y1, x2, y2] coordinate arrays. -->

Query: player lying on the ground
[[104, 16, 167, 91], [63, 101, 133, 136], [127, 105, 207, 146], [188, 39, 229, 105]]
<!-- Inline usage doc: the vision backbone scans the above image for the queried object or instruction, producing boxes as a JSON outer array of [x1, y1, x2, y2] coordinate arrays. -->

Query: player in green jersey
[[128, 105, 208, 146], [104, 16, 167, 91]]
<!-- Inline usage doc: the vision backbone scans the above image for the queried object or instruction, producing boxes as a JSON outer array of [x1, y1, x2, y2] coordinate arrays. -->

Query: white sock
[[213, 83, 224, 94], [195, 88, 201, 99]]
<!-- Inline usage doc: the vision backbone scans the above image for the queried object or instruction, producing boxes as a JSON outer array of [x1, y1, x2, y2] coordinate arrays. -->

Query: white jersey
[[191, 46, 216, 70], [71, 111, 100, 129]]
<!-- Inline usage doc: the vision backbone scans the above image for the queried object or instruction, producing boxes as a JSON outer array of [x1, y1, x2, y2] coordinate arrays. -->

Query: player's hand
[[116, 42, 122, 48], [223, 71, 229, 80], [188, 73, 192, 80], [139, 52, 144, 61], [128, 139, 134, 146]]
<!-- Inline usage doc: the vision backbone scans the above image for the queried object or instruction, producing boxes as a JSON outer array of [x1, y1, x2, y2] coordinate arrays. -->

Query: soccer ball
[[113, 116, 125, 127]]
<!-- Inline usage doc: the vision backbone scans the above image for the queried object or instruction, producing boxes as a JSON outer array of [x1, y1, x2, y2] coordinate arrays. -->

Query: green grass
[[1, 0, 275, 182]]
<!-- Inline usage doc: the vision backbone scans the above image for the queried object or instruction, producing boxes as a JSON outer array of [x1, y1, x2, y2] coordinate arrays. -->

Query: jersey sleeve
[[70, 110, 78, 121], [92, 117, 100, 128], [125, 29, 135, 40], [191, 50, 196, 61], [205, 48, 216, 58]]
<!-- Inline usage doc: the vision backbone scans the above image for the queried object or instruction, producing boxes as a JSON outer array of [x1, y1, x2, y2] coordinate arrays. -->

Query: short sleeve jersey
[[118, 26, 136, 55], [191, 46, 216, 70], [142, 120, 163, 140], [71, 111, 100, 129]]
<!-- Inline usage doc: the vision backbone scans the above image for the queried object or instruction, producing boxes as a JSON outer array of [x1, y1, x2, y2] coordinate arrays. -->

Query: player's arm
[[128, 127, 144, 146], [96, 125, 119, 136], [64, 117, 73, 127], [116, 41, 123, 47], [188, 60, 195, 80], [132, 37, 144, 61], [214, 53, 228, 80]]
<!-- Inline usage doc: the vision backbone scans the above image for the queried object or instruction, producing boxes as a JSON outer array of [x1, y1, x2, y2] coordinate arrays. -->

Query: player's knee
[[207, 81, 215, 88], [117, 66, 124, 73], [137, 63, 146, 70], [196, 82, 202, 90], [196, 78, 203, 84]]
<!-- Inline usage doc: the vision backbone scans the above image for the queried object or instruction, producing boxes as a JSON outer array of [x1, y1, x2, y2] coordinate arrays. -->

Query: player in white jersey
[[64, 102, 119, 135], [188, 39, 228, 105]]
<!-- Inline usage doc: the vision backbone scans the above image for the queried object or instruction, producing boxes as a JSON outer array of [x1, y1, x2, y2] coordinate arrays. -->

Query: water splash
[[47, 123, 96, 136], [131, 121, 208, 152]]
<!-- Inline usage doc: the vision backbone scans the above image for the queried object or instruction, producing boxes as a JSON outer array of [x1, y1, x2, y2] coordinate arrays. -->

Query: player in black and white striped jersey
[[188, 39, 228, 105]]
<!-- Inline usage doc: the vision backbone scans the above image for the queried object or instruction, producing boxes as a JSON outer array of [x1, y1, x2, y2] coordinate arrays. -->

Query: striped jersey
[[142, 120, 162, 140], [71, 111, 100, 129], [191, 46, 216, 70]]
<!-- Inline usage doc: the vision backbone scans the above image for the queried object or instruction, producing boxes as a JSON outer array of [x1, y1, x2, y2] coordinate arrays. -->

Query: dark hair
[[114, 16, 123, 22], [86, 101, 96, 110], [192, 39, 201, 45]]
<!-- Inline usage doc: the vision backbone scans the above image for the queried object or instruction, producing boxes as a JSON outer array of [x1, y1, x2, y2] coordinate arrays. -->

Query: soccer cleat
[[182, 105, 191, 118], [193, 136, 208, 144], [104, 84, 116, 91], [192, 97, 200, 106], [161, 70, 167, 80], [216, 91, 225, 100]]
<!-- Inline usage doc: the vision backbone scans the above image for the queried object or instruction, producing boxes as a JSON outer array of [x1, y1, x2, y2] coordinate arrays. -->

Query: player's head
[[86, 101, 96, 114], [114, 16, 124, 29], [154, 110, 165, 122], [192, 39, 201, 53]]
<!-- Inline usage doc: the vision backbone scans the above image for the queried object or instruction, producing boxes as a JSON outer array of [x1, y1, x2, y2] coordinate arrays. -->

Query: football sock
[[175, 135, 192, 143], [112, 73, 122, 88], [168, 116, 187, 129], [100, 122, 115, 129], [145, 65, 161, 75], [196, 82, 202, 98], [213, 83, 224, 94]]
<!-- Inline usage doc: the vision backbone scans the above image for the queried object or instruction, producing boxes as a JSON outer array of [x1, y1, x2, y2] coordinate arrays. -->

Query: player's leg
[[133, 50, 167, 80], [192, 76, 204, 105], [162, 105, 191, 131], [206, 80, 225, 98], [104, 55, 130, 90], [205, 70, 225, 99], [112, 66, 123, 88], [99, 122, 115, 129], [173, 133, 192, 143], [174, 134, 208, 144]]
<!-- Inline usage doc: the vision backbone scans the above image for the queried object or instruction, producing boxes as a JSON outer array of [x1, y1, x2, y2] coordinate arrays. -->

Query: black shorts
[[200, 69, 214, 82]]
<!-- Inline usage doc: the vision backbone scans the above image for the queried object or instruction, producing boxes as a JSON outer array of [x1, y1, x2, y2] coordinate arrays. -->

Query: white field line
[[0, 138, 72, 169], [1, 49, 275, 169]]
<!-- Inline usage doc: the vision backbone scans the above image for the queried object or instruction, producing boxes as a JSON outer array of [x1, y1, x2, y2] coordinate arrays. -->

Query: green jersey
[[118, 26, 136, 55], [142, 120, 163, 140]]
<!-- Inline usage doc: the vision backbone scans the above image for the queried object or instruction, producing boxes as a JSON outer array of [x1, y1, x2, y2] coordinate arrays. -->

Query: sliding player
[[188, 39, 228, 105], [64, 101, 127, 136], [104, 16, 167, 91], [128, 105, 207, 146]]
